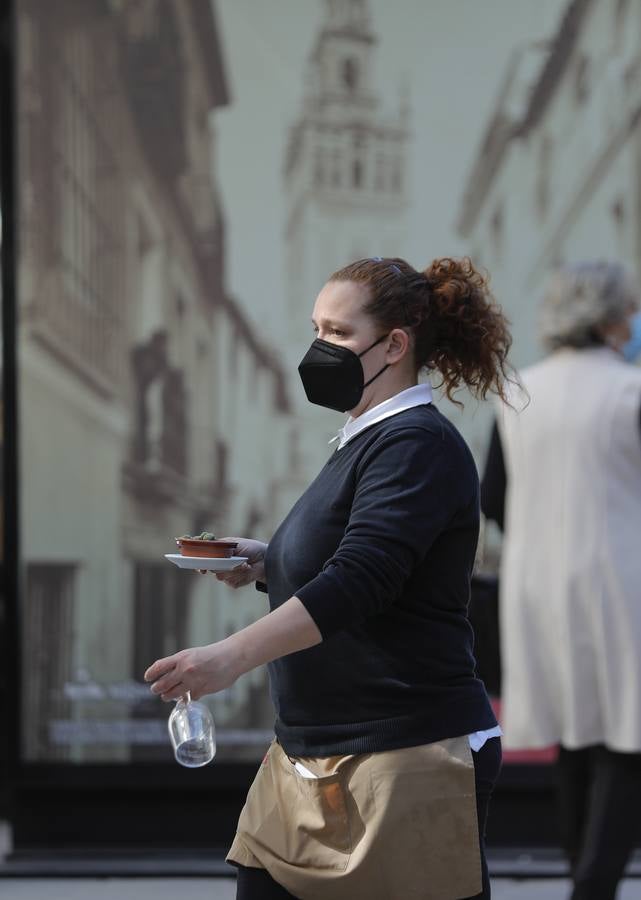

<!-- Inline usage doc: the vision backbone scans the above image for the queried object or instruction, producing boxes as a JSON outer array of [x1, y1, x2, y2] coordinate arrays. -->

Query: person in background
[[481, 261, 641, 900], [146, 255, 512, 900]]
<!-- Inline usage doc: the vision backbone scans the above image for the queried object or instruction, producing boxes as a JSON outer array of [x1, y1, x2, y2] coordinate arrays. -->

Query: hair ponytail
[[421, 257, 512, 405], [330, 255, 513, 406]]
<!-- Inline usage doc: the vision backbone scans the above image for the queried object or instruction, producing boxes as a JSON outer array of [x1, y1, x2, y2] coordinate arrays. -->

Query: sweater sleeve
[[295, 427, 470, 638]]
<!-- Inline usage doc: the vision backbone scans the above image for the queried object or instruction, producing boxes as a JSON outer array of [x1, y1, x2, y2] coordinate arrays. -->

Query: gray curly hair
[[540, 261, 639, 351]]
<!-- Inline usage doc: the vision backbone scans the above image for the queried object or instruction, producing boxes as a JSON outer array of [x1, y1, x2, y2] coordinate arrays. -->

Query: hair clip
[[371, 256, 402, 277]]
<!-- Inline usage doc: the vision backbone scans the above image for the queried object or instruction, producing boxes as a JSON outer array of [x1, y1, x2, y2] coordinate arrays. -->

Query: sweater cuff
[[295, 572, 346, 639]]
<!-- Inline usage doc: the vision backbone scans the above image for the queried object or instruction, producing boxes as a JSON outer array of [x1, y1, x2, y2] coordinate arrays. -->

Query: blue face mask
[[622, 312, 641, 362]]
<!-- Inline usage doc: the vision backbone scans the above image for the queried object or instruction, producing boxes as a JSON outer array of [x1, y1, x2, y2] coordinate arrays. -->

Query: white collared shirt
[[328, 381, 503, 752], [329, 383, 434, 450]]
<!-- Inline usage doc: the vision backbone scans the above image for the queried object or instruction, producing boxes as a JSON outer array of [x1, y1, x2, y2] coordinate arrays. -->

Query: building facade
[[458, 0, 641, 369], [18, 0, 292, 762], [453, 0, 641, 491]]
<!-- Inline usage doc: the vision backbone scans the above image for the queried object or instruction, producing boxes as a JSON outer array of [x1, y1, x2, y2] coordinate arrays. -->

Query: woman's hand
[[206, 537, 267, 588], [144, 640, 241, 702]]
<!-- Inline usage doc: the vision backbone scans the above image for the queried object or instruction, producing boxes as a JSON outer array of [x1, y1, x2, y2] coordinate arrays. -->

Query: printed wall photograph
[[15, 0, 641, 762]]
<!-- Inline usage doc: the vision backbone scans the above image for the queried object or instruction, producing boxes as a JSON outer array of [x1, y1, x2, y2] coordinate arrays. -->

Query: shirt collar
[[329, 383, 433, 450]]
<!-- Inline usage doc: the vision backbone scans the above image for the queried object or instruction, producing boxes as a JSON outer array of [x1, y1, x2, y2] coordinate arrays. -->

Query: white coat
[[497, 347, 641, 752]]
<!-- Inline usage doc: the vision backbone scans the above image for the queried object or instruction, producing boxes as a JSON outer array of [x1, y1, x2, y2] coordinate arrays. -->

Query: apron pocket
[[236, 741, 353, 872], [287, 770, 352, 865]]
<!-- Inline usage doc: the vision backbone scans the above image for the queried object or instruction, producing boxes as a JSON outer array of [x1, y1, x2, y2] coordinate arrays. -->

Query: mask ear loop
[[363, 364, 389, 389], [357, 332, 388, 358], [357, 258, 406, 385], [359, 332, 391, 389]]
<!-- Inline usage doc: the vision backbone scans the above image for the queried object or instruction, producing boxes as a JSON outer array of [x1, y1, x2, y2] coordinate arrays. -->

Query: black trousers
[[557, 744, 641, 900], [235, 736, 502, 900]]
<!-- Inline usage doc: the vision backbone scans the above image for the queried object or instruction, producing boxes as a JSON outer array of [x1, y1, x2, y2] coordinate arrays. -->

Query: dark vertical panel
[[0, 0, 18, 810]]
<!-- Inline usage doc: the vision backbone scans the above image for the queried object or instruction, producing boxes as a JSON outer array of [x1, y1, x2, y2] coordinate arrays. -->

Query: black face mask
[[297, 334, 389, 412]]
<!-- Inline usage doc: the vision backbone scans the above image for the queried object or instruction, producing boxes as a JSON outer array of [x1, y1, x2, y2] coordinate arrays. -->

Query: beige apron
[[227, 736, 481, 900]]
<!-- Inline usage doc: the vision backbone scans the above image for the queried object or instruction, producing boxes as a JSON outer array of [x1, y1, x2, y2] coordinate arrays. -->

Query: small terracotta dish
[[176, 538, 238, 559]]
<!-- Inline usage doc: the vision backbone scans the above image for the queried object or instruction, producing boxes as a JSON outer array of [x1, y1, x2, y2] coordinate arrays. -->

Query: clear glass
[[168, 692, 216, 768]]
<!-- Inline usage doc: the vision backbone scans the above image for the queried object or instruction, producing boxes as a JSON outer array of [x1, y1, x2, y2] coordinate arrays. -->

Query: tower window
[[332, 150, 342, 187], [352, 134, 365, 189], [315, 150, 326, 186], [375, 155, 385, 191], [342, 57, 359, 92], [353, 158, 363, 188], [391, 159, 402, 192], [611, 197, 625, 226]]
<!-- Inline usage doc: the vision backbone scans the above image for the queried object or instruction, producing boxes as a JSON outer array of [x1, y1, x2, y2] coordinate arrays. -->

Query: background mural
[[16, 0, 640, 763]]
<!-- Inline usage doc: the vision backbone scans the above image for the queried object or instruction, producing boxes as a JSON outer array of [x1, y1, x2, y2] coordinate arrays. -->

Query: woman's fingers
[[145, 658, 186, 701], [159, 680, 187, 702], [194, 562, 250, 582], [215, 563, 253, 588], [226, 575, 253, 589], [144, 655, 177, 684]]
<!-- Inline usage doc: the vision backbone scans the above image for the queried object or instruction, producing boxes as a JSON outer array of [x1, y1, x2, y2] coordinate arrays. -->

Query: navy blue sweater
[[265, 403, 497, 756]]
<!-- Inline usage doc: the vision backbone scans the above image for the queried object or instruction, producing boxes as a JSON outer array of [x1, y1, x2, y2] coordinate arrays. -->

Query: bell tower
[[282, 0, 410, 480]]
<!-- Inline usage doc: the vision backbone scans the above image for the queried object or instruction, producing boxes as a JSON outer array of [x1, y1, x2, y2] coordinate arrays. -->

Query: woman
[[146, 256, 512, 900], [481, 261, 641, 900]]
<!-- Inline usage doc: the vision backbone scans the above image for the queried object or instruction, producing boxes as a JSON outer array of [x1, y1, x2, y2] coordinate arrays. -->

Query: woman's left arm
[[144, 596, 321, 701], [295, 426, 468, 639]]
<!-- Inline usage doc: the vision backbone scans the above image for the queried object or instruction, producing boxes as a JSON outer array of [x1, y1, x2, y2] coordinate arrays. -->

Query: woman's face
[[310, 279, 413, 415], [311, 280, 380, 353]]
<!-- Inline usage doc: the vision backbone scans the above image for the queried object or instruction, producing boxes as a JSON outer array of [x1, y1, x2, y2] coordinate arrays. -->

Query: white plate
[[165, 554, 248, 571]]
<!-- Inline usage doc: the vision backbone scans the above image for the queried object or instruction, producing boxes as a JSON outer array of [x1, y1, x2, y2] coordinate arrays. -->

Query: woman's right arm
[[145, 594, 321, 701]]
